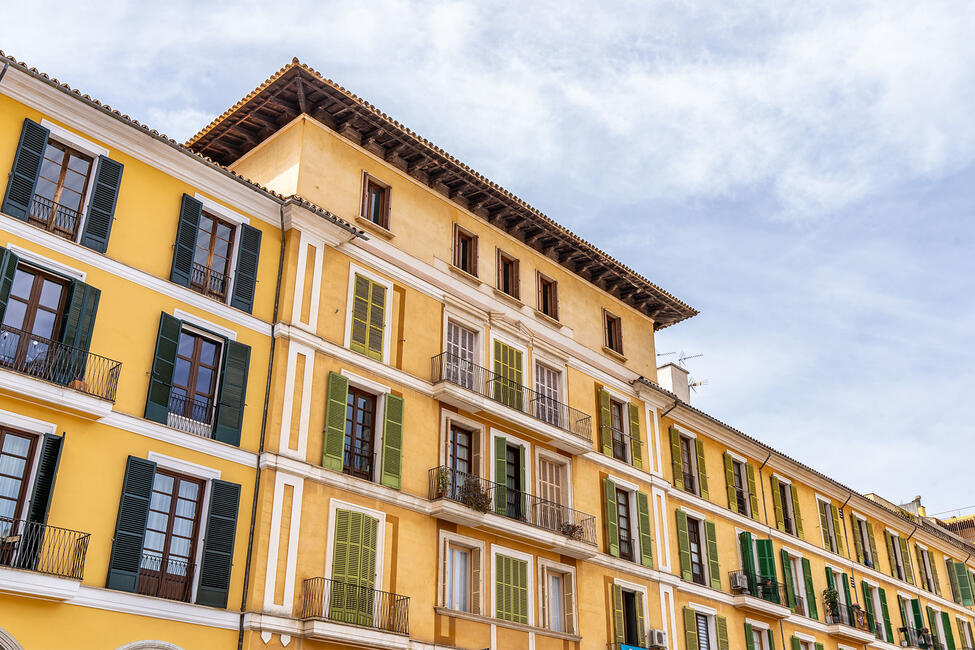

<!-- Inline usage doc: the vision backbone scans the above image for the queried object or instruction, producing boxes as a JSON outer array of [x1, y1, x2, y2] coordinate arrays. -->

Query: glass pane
[[174, 498, 197, 518], [199, 340, 219, 365], [0, 331, 19, 362], [63, 168, 86, 193], [2, 300, 26, 330], [142, 530, 165, 552], [34, 177, 57, 202], [2, 434, 30, 457], [168, 536, 191, 558], [146, 511, 169, 532], [0, 476, 21, 499], [449, 548, 469, 610], [177, 333, 196, 357], [30, 309, 56, 339], [172, 517, 193, 538], [195, 367, 213, 392], [45, 144, 64, 166], [548, 574, 563, 631], [178, 481, 199, 500], [0, 455, 26, 478], [11, 271, 33, 300], [39, 280, 63, 309], [149, 492, 171, 513], [67, 153, 90, 175], [0, 499, 15, 519], [59, 188, 83, 213], [153, 473, 174, 493], [172, 359, 191, 388]]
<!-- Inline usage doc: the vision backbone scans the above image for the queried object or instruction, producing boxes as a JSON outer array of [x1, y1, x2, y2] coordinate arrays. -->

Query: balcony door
[[329, 509, 379, 626], [168, 329, 221, 436], [446, 321, 476, 388], [537, 457, 566, 530], [493, 341, 523, 410], [505, 444, 523, 520], [0, 265, 68, 371], [32, 139, 93, 239], [534, 363, 561, 426], [0, 428, 36, 524], [191, 212, 235, 301]]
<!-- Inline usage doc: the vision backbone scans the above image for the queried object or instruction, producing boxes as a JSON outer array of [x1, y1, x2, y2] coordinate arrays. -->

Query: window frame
[[816, 496, 838, 554], [360, 172, 391, 230], [438, 530, 484, 614], [856, 516, 874, 567], [324, 498, 387, 596], [730, 455, 751, 517], [491, 544, 535, 626], [536, 271, 559, 321], [167, 323, 225, 435], [613, 578, 650, 646], [775, 475, 797, 536], [344, 264, 395, 365], [0, 261, 70, 366], [887, 528, 906, 581], [496, 249, 520, 300], [339, 370, 393, 485], [190, 193, 251, 307], [602, 308, 624, 355], [452, 223, 478, 277], [679, 433, 701, 496], [538, 558, 577, 634], [440, 411, 484, 479], [0, 426, 40, 522], [684, 510, 711, 587], [534, 447, 572, 511]]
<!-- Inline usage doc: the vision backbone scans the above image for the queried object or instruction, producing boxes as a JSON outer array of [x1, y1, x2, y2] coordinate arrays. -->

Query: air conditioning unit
[[647, 628, 667, 649], [730, 571, 750, 594]]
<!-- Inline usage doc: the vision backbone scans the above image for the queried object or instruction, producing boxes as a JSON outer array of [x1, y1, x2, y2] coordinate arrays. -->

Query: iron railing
[[0, 517, 90, 579], [297, 577, 409, 635], [899, 627, 942, 649], [28, 193, 81, 240], [137, 553, 194, 602], [428, 466, 598, 546], [729, 571, 787, 606], [609, 429, 646, 465], [0, 327, 121, 401], [189, 262, 229, 301], [431, 352, 592, 442], [165, 390, 215, 438]]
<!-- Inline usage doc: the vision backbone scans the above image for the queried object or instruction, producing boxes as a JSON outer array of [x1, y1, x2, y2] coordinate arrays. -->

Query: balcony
[[189, 262, 229, 302], [428, 466, 598, 558], [431, 353, 592, 454], [164, 389, 215, 438], [0, 517, 90, 600], [728, 571, 791, 619], [898, 627, 942, 650], [27, 193, 81, 241], [0, 327, 121, 415], [137, 553, 194, 603], [297, 577, 409, 649], [825, 605, 878, 644]]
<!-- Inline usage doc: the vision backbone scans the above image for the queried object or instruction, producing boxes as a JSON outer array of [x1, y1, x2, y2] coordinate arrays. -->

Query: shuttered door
[[496, 554, 528, 624], [537, 457, 564, 530], [534, 363, 560, 426], [492, 341, 523, 410], [106, 456, 157, 592], [330, 509, 379, 626], [213, 339, 250, 447], [229, 224, 261, 313], [323, 372, 349, 471], [446, 321, 476, 388], [21, 434, 64, 572], [79, 155, 123, 253], [380, 394, 404, 489], [349, 274, 386, 361], [2, 119, 50, 220], [145, 313, 181, 424], [58, 279, 101, 386], [170, 194, 203, 288], [196, 479, 240, 607]]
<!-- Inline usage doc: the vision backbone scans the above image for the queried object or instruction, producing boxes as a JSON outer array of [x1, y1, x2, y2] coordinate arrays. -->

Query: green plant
[[436, 467, 451, 497], [458, 479, 492, 512], [558, 522, 585, 541], [822, 587, 839, 618]]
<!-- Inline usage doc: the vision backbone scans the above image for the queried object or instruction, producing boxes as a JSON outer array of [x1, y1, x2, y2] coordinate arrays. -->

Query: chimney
[[657, 363, 690, 403]]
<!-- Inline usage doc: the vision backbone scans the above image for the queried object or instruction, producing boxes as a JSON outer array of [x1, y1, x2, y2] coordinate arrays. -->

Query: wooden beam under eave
[[295, 75, 309, 114]]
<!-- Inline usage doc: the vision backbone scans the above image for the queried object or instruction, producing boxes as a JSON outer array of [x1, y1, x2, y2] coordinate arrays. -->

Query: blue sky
[[5, 1, 975, 515]]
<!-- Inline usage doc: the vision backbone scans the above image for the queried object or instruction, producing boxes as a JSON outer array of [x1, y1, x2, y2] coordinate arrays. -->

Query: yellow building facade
[[0, 54, 973, 650]]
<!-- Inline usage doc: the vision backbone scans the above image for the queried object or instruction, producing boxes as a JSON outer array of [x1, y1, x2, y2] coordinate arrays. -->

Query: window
[[449, 424, 475, 477], [328, 508, 381, 626], [444, 320, 477, 389], [537, 456, 567, 530], [731, 458, 749, 515], [32, 139, 93, 239], [612, 584, 646, 646], [855, 517, 874, 567], [917, 545, 940, 594], [534, 362, 562, 426], [494, 552, 530, 624], [887, 530, 905, 581], [680, 435, 698, 495], [536, 272, 558, 320], [0, 427, 37, 521], [349, 272, 388, 362], [789, 555, 807, 616], [138, 469, 204, 602], [446, 543, 471, 611], [687, 517, 706, 586], [696, 612, 711, 650], [540, 564, 575, 634], [603, 309, 623, 355], [492, 340, 524, 410], [818, 499, 839, 554], [168, 328, 222, 437], [361, 173, 390, 229], [611, 399, 629, 462], [774, 478, 800, 536], [0, 264, 68, 369], [504, 443, 524, 520], [452, 225, 477, 276], [496, 250, 519, 299], [190, 212, 235, 301], [344, 387, 377, 480], [617, 487, 634, 562]]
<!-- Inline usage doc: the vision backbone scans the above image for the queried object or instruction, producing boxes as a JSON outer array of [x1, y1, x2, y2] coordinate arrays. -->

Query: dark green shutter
[[813, 644, 823, 650], [80, 155, 123, 253], [58, 280, 100, 385], [170, 194, 202, 288], [716, 615, 729, 650], [745, 622, 755, 650], [323, 371, 349, 471], [230, 223, 261, 313], [767, 630, 775, 650], [196, 479, 240, 608], [676, 509, 691, 580], [911, 598, 923, 630], [801, 557, 817, 619], [705, 520, 721, 590], [636, 491, 653, 567], [106, 456, 156, 592], [669, 425, 683, 490], [739, 531, 756, 578], [943, 611, 957, 650], [144, 312, 181, 424], [756, 538, 777, 584], [695, 438, 709, 499], [380, 394, 403, 489], [604, 477, 619, 557], [0, 247, 19, 323], [2, 118, 49, 220], [954, 560, 974, 606], [879, 588, 894, 643], [26, 433, 63, 525], [723, 452, 737, 513], [746, 463, 760, 520], [862, 581, 875, 632], [598, 388, 612, 455], [213, 339, 249, 446], [627, 402, 642, 468], [840, 572, 852, 621], [927, 606, 939, 643], [781, 549, 796, 611]]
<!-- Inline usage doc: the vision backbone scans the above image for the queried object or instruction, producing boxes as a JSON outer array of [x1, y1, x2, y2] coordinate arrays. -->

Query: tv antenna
[[657, 350, 703, 369]]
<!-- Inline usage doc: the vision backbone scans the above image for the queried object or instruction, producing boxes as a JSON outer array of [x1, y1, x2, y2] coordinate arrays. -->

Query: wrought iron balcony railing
[[429, 466, 598, 546], [0, 517, 90, 580], [189, 262, 229, 301], [165, 389, 215, 438], [28, 193, 81, 240], [431, 352, 592, 442], [0, 327, 121, 401], [298, 577, 409, 635], [137, 553, 194, 602], [729, 571, 787, 606], [899, 627, 942, 649]]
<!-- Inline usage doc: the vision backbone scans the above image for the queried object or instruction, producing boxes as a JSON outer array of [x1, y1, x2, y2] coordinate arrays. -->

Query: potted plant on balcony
[[458, 478, 492, 513], [822, 586, 839, 622], [434, 467, 451, 498], [558, 521, 585, 541]]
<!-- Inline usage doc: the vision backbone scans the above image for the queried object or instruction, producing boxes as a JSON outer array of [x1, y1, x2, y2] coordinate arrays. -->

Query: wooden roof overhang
[[187, 60, 697, 329]]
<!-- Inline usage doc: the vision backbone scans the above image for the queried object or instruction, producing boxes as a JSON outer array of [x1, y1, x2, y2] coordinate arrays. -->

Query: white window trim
[[535, 447, 573, 509], [794, 631, 816, 643], [489, 429, 531, 495], [491, 544, 535, 625], [745, 618, 770, 630], [439, 410, 485, 475], [725, 449, 748, 464], [438, 530, 485, 611], [679, 505, 707, 522], [41, 119, 110, 159], [147, 452, 221, 480], [5, 243, 85, 281], [344, 264, 395, 365], [0, 408, 57, 436], [533, 358, 567, 411], [682, 509, 711, 586], [193, 193, 250, 225], [444, 315, 484, 370], [772, 473, 792, 485], [173, 309, 237, 341], [672, 423, 697, 439], [340, 369, 390, 395], [324, 499, 386, 593], [539, 558, 577, 633]]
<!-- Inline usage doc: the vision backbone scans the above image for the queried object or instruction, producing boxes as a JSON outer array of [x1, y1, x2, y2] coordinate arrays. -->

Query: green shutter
[[756, 538, 777, 585], [2, 118, 49, 220], [350, 275, 372, 356], [170, 194, 203, 288], [683, 607, 698, 650], [230, 224, 261, 313], [60, 279, 100, 353], [144, 312, 181, 424], [840, 572, 852, 620], [943, 611, 957, 650], [885, 530, 897, 577], [676, 509, 691, 581], [862, 581, 875, 632], [911, 599, 922, 630], [801, 557, 817, 619], [695, 438, 709, 500], [604, 477, 619, 557], [948, 558, 962, 603], [830, 505, 844, 555], [954, 560, 974, 606], [0, 247, 19, 324], [767, 629, 775, 650], [746, 463, 760, 521], [106, 456, 156, 592], [669, 426, 684, 490], [322, 371, 349, 471], [196, 479, 240, 608], [330, 510, 354, 620], [790, 635, 800, 650], [80, 155, 123, 253], [612, 583, 625, 642], [878, 588, 894, 643], [598, 389, 612, 455], [770, 476, 784, 531], [813, 644, 823, 650], [705, 520, 721, 590], [916, 544, 928, 589], [380, 394, 404, 489], [492, 341, 522, 409], [634, 591, 646, 642], [818, 500, 830, 550], [716, 615, 729, 650], [494, 436, 507, 515], [512, 557, 528, 623], [636, 491, 653, 567], [932, 552, 943, 596], [495, 555, 528, 624], [365, 281, 387, 361], [851, 515, 864, 564], [781, 549, 796, 611], [213, 339, 250, 446], [928, 607, 939, 642], [739, 531, 756, 578], [744, 622, 755, 650], [790, 483, 803, 539], [724, 452, 737, 513], [865, 521, 878, 567], [627, 402, 642, 468], [330, 509, 379, 625], [26, 434, 62, 526]]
